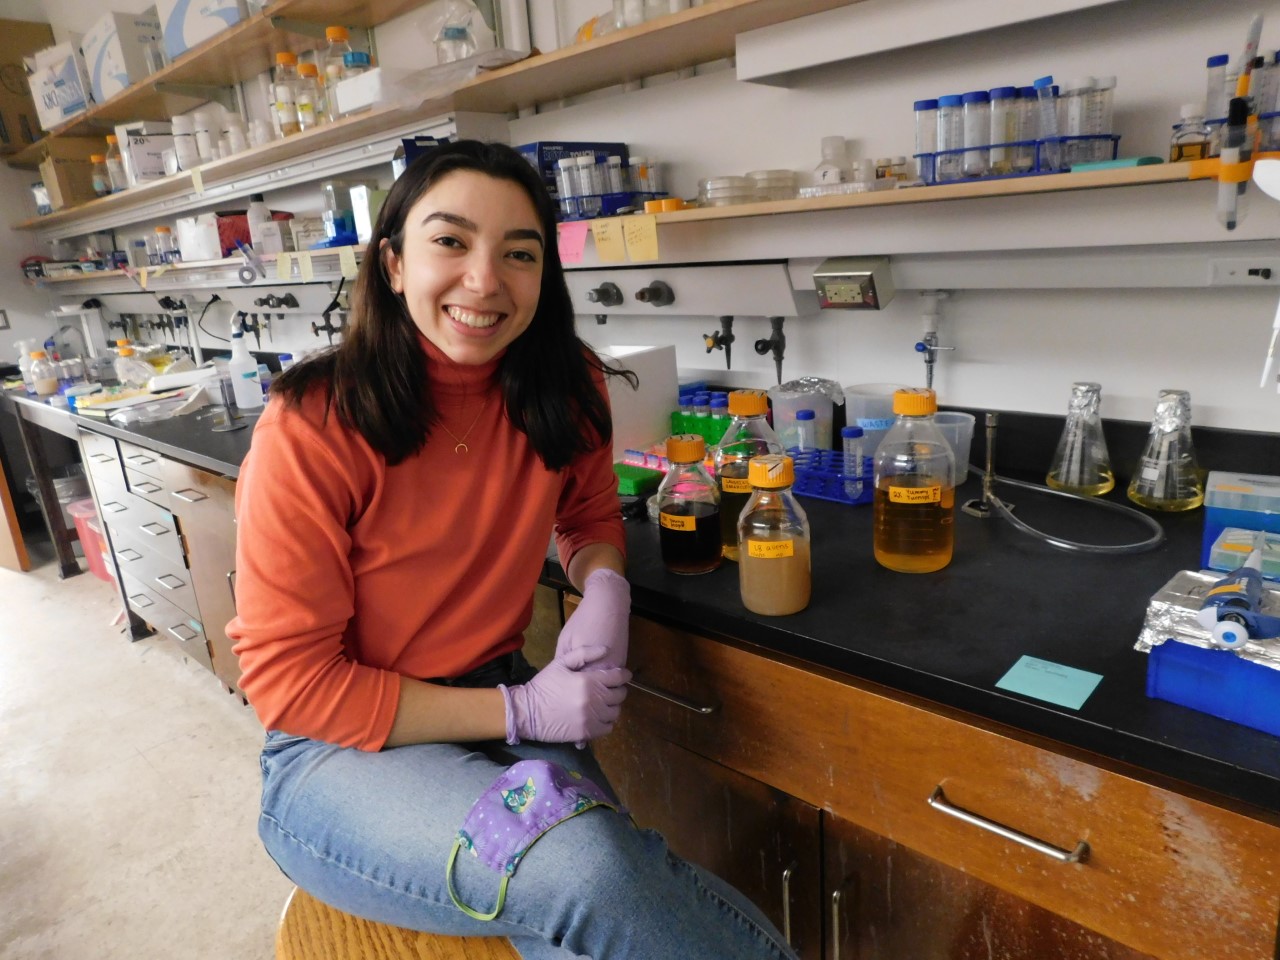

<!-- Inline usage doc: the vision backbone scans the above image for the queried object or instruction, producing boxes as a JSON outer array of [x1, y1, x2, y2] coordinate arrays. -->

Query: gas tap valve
[[634, 280, 674, 307], [585, 282, 623, 307], [703, 316, 736, 370]]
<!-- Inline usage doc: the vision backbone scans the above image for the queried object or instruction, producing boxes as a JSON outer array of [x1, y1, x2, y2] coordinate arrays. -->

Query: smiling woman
[[224, 140, 799, 960]]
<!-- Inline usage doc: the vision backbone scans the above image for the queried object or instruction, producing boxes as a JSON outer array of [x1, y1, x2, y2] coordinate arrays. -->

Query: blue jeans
[[257, 654, 798, 960]]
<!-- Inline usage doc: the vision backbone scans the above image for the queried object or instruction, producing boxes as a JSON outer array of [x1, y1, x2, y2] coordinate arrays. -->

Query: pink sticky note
[[557, 220, 590, 264]]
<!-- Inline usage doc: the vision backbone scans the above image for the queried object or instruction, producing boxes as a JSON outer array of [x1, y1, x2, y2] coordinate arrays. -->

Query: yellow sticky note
[[276, 252, 292, 281], [138, 268, 148, 289], [338, 246, 358, 279], [191, 169, 203, 194], [298, 252, 314, 282], [590, 218, 626, 263], [622, 214, 659, 262]]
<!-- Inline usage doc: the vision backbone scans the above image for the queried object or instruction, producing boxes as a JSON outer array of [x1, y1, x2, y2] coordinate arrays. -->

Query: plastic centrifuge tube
[[1206, 53, 1230, 122], [575, 155, 602, 216], [961, 90, 991, 177], [1033, 76, 1061, 172], [914, 99, 938, 183], [935, 95, 964, 181], [555, 157, 579, 219], [841, 425, 864, 499]]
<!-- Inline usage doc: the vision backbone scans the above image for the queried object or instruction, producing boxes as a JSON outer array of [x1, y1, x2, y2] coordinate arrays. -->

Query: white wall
[[510, 0, 1280, 432]]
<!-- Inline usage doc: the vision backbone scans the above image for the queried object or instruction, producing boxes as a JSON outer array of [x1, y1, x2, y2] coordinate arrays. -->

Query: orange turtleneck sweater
[[226, 337, 625, 751]]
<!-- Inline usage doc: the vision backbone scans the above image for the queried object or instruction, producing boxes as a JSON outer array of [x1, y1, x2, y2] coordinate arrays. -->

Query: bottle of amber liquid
[[738, 455, 811, 616], [657, 434, 721, 575], [713, 389, 784, 561], [873, 388, 956, 573]]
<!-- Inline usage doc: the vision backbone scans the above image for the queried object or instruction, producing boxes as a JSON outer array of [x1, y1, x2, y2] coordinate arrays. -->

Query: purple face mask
[[447, 759, 625, 921]]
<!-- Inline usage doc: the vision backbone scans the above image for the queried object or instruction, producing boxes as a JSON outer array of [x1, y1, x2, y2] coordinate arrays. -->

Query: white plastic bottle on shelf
[[171, 114, 199, 170], [296, 62, 322, 130], [227, 331, 264, 410], [274, 52, 302, 136], [322, 26, 353, 122], [813, 136, 847, 185]]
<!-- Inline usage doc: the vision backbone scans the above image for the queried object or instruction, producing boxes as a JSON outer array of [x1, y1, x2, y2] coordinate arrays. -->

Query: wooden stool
[[276, 887, 520, 960]]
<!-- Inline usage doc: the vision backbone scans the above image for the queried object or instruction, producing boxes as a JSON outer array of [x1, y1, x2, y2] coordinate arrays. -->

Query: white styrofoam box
[[80, 12, 162, 104], [156, 0, 248, 61], [597, 344, 679, 463], [26, 43, 92, 131], [176, 213, 222, 262], [333, 67, 414, 117]]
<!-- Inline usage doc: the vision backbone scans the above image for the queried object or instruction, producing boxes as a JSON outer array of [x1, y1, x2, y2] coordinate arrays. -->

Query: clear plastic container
[[792, 409, 817, 452], [322, 26, 353, 122], [1090, 75, 1116, 161], [961, 90, 990, 177], [29, 350, 60, 397], [935, 94, 964, 181], [713, 389, 785, 562], [435, 2, 477, 64], [814, 135, 847, 185], [1060, 76, 1097, 167], [914, 98, 938, 183], [575, 155, 602, 216], [604, 155, 626, 192], [296, 63, 322, 130], [747, 169, 797, 200], [154, 226, 178, 264], [274, 52, 302, 136], [1206, 53, 1230, 122], [1014, 86, 1038, 172], [840, 425, 864, 499], [1046, 381, 1114, 496], [104, 135, 127, 193], [988, 86, 1018, 174], [873, 388, 955, 573], [113, 347, 153, 388], [657, 434, 721, 575], [1033, 76, 1061, 171], [1127, 389, 1203, 512], [738, 455, 811, 616], [89, 154, 110, 197]]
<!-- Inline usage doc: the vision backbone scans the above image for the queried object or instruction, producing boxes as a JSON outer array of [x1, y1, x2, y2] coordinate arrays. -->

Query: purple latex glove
[[499, 644, 631, 745], [556, 568, 631, 670]]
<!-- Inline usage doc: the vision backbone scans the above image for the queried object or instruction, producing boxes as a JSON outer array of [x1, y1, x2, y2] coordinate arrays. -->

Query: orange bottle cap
[[665, 433, 706, 463], [326, 26, 349, 41], [276, 52, 298, 65], [643, 199, 663, 213], [893, 387, 937, 416], [728, 389, 768, 417], [299, 63, 318, 77], [748, 454, 794, 488], [659, 198, 684, 211], [90, 154, 105, 162]]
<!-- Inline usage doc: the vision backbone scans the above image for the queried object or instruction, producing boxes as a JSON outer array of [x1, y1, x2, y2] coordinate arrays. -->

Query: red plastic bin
[[67, 499, 112, 583]]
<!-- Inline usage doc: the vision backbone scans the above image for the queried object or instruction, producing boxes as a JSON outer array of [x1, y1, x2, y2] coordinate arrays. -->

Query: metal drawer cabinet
[[99, 490, 184, 570], [119, 569, 213, 673], [79, 430, 124, 488]]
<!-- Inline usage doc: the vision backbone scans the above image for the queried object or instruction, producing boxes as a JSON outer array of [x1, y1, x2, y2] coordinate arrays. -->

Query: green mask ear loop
[[446, 840, 508, 922]]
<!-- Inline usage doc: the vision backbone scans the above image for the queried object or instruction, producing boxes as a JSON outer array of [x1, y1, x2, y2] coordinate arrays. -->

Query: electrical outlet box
[[1209, 258, 1280, 285], [813, 257, 894, 309]]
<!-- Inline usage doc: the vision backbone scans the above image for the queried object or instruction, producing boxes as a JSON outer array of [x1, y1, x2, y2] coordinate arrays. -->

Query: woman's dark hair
[[272, 140, 634, 469]]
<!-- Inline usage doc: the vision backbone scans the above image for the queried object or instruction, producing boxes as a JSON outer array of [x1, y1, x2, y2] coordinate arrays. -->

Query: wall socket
[[813, 257, 895, 309], [1208, 259, 1280, 285]]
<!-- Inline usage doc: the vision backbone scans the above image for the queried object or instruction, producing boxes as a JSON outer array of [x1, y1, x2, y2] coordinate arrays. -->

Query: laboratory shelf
[[650, 162, 1206, 225]]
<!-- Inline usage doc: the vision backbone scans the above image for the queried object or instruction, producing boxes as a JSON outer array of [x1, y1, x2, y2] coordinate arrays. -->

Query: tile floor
[[0, 545, 293, 959]]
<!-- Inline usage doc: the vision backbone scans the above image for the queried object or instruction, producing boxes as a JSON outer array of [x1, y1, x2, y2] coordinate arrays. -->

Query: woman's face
[[384, 169, 545, 366]]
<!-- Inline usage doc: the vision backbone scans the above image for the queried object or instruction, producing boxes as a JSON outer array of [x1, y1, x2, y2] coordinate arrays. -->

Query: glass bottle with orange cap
[[873, 387, 956, 573], [737, 454, 811, 616], [713, 389, 784, 561], [655, 434, 721, 575]]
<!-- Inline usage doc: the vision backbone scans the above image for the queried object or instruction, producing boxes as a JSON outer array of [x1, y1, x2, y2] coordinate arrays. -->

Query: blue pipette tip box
[[1069, 156, 1164, 171], [1147, 641, 1280, 738]]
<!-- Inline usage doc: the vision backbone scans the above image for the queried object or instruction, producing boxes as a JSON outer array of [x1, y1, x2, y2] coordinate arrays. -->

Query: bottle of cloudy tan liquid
[[737, 454, 811, 616]]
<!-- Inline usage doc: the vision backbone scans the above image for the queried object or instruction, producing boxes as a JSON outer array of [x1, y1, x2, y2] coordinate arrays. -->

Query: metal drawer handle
[[140, 522, 170, 537], [103, 501, 127, 513], [129, 593, 154, 609], [173, 488, 208, 503], [134, 481, 161, 494], [118, 548, 142, 562], [126, 453, 157, 465], [91, 453, 114, 463], [780, 863, 794, 945], [226, 569, 237, 608], [155, 573, 185, 591], [167, 623, 199, 642], [626, 677, 718, 715], [831, 887, 845, 960], [928, 786, 1090, 863]]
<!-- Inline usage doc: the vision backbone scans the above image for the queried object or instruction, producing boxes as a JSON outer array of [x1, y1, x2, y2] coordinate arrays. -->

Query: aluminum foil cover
[[1135, 569, 1280, 670]]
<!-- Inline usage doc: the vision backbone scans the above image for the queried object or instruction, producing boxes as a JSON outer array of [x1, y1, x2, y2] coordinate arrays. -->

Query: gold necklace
[[436, 398, 488, 453]]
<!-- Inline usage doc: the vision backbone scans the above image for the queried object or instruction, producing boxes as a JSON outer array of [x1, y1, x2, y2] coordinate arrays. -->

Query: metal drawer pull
[[129, 593, 154, 609], [780, 863, 794, 945], [127, 453, 156, 465], [830, 887, 846, 960], [91, 453, 114, 463], [226, 570, 237, 609], [103, 501, 127, 513], [928, 786, 1090, 863], [173, 488, 208, 503], [140, 522, 170, 537], [626, 678, 718, 715], [167, 623, 199, 642], [118, 548, 141, 562], [134, 481, 161, 494], [155, 574, 185, 591]]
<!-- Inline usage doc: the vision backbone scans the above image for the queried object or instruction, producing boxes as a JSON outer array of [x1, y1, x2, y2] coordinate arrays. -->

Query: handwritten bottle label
[[660, 512, 696, 532], [888, 485, 942, 504], [722, 477, 752, 494], [747, 539, 795, 559]]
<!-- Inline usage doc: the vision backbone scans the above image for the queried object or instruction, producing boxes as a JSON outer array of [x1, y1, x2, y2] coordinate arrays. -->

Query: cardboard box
[[516, 141, 630, 202], [37, 137, 100, 210], [26, 42, 92, 132], [80, 11, 162, 104], [0, 19, 55, 154], [289, 215, 327, 251], [155, 0, 248, 61]]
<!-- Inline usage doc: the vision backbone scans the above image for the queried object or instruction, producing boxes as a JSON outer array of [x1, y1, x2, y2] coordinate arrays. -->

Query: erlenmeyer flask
[[1046, 381, 1114, 496], [1127, 389, 1204, 511]]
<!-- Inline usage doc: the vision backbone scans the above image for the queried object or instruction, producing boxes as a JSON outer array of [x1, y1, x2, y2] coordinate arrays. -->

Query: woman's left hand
[[556, 568, 631, 670]]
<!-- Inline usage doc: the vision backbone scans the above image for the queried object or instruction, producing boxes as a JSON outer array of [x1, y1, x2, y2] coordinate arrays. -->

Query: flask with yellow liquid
[[713, 389, 784, 561], [873, 388, 956, 573]]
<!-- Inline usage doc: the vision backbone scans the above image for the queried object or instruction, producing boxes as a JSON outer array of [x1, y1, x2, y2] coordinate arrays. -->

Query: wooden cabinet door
[[823, 812, 1155, 960], [164, 462, 240, 694], [593, 719, 824, 960]]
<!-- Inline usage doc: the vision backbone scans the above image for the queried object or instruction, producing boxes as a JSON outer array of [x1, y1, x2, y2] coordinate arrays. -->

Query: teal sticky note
[[995, 656, 1102, 710]]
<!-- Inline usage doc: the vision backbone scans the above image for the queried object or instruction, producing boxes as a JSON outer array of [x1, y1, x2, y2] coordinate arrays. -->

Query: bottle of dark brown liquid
[[657, 434, 722, 575]]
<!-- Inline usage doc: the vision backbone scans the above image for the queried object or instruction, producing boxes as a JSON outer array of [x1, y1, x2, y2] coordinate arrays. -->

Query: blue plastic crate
[[1147, 640, 1280, 738], [914, 134, 1120, 184], [787, 448, 872, 506]]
